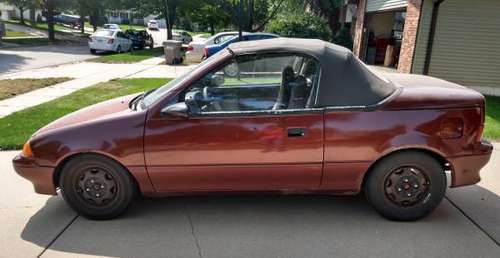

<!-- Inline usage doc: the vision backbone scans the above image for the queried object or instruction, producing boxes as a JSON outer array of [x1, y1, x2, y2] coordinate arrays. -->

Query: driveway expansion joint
[[183, 202, 203, 258], [37, 214, 79, 258], [445, 196, 500, 247]]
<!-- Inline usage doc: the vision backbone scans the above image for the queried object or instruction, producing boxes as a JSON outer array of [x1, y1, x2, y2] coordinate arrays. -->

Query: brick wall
[[352, 0, 367, 57], [398, 0, 423, 73]]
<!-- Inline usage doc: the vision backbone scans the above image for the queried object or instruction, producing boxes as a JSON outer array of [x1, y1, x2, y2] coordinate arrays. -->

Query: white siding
[[367, 0, 408, 13], [428, 0, 500, 88]]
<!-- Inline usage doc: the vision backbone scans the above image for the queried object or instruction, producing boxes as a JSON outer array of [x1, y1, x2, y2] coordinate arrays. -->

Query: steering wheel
[[202, 86, 223, 112]]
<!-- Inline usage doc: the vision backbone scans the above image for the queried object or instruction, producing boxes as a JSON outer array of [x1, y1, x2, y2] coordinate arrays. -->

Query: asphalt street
[[0, 146, 499, 258], [0, 44, 95, 75], [0, 28, 175, 77]]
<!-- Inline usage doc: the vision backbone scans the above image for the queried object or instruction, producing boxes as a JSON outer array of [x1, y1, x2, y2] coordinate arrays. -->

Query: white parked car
[[185, 31, 240, 63], [103, 24, 121, 30], [147, 20, 159, 30], [171, 30, 193, 44], [88, 30, 133, 54]]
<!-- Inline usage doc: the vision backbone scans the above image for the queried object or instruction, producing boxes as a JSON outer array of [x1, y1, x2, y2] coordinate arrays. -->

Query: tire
[[59, 154, 136, 220], [364, 151, 446, 221], [149, 40, 154, 49], [90, 49, 96, 54], [116, 45, 122, 53]]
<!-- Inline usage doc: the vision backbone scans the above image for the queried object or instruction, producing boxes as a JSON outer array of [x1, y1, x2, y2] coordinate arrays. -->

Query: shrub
[[333, 26, 354, 50], [267, 14, 331, 42]]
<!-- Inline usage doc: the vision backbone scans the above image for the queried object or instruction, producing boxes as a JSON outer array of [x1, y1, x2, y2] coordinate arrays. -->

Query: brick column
[[398, 0, 423, 73], [352, 0, 367, 57]]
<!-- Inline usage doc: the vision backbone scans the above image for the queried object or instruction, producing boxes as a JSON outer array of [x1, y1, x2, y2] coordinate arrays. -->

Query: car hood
[[382, 73, 485, 110], [34, 93, 139, 136]]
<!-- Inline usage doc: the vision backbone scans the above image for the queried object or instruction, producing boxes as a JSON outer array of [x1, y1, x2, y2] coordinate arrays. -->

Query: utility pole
[[238, 0, 243, 41]]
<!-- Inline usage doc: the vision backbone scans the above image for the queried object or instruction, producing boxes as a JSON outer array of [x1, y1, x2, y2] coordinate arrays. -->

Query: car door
[[144, 53, 324, 192], [118, 32, 130, 49]]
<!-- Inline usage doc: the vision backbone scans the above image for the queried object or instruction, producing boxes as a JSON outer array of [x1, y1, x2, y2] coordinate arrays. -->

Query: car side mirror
[[161, 102, 189, 118]]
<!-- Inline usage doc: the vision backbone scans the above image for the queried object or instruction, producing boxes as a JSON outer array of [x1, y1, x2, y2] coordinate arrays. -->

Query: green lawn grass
[[5, 29, 32, 37], [89, 47, 164, 63], [83, 22, 146, 32], [4, 19, 88, 37], [484, 96, 500, 140], [121, 24, 147, 31], [0, 78, 170, 150], [0, 78, 73, 100]]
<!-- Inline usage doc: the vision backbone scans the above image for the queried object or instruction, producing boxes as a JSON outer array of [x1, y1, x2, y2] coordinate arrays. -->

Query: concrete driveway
[[1, 147, 499, 258]]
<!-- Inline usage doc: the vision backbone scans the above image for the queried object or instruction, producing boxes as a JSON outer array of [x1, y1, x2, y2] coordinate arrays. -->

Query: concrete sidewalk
[[0, 144, 499, 258], [0, 61, 195, 118]]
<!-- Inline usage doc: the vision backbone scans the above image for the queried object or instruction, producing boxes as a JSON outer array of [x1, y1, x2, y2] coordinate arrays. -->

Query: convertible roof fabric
[[228, 38, 396, 107]]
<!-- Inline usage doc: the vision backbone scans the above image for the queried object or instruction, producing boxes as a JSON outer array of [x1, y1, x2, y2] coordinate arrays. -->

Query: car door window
[[176, 53, 320, 113], [117, 32, 127, 39]]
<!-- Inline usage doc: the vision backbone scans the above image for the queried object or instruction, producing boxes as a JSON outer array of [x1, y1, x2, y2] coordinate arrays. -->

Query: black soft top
[[228, 38, 396, 107]]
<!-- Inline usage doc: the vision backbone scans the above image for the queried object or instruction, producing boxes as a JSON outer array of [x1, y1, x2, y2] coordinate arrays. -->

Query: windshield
[[141, 50, 229, 108], [219, 35, 238, 45]]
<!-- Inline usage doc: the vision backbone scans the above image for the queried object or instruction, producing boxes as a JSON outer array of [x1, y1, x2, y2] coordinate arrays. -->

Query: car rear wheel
[[364, 151, 446, 221], [116, 45, 122, 53], [90, 49, 96, 54], [59, 154, 136, 220]]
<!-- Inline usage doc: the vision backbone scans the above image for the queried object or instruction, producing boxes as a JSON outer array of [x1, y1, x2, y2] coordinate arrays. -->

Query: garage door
[[428, 0, 500, 88], [366, 0, 407, 13]]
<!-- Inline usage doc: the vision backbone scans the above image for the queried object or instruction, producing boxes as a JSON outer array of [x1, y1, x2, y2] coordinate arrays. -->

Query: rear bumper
[[88, 42, 115, 51], [12, 154, 57, 195], [449, 140, 493, 187], [186, 51, 203, 63]]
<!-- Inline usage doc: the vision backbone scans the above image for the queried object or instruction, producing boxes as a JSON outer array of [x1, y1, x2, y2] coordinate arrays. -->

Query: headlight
[[22, 140, 33, 158]]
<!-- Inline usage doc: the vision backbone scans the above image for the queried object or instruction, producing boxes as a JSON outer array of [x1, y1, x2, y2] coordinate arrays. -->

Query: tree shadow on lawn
[[20, 187, 500, 258]]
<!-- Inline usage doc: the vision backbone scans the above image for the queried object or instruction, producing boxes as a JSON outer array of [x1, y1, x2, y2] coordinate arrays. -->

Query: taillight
[[107, 38, 114, 44], [187, 45, 193, 51], [204, 48, 208, 57]]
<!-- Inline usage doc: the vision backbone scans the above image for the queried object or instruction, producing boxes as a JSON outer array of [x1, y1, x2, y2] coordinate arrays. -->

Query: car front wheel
[[59, 154, 136, 220], [364, 151, 446, 221]]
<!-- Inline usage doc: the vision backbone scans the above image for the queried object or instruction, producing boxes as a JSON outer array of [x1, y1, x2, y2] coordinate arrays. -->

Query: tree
[[303, 0, 343, 37], [181, 0, 231, 35], [126, 0, 188, 40], [40, 0, 55, 40], [6, 0, 32, 24], [220, 0, 286, 32], [37, 0, 71, 41], [267, 0, 331, 41]]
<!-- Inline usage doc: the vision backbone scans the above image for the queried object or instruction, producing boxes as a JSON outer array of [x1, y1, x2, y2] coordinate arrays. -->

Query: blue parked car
[[203, 32, 278, 58]]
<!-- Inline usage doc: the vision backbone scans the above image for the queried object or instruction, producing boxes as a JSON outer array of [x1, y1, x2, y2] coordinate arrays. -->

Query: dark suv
[[125, 29, 154, 50]]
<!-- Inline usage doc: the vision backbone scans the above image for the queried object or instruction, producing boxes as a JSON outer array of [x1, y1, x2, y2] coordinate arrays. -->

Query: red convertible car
[[13, 38, 492, 220]]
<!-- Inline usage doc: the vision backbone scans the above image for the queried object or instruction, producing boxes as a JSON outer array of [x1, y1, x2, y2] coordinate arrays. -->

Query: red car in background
[[13, 38, 492, 221]]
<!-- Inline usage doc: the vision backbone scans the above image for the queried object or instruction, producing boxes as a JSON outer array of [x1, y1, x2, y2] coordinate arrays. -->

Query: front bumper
[[449, 140, 493, 187], [12, 154, 57, 195]]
